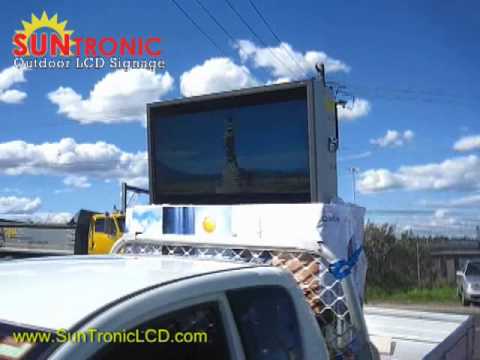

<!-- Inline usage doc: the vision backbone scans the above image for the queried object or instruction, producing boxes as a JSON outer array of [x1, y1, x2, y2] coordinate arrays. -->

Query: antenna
[[315, 63, 326, 86], [325, 80, 355, 110]]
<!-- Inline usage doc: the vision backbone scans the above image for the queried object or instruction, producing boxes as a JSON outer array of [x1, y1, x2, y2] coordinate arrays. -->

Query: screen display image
[[150, 88, 310, 204]]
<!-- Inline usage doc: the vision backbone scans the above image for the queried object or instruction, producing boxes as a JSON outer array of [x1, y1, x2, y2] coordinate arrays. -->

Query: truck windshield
[[466, 263, 480, 276]]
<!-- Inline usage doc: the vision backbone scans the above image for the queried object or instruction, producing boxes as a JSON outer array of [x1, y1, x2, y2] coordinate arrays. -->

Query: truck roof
[[0, 255, 253, 330]]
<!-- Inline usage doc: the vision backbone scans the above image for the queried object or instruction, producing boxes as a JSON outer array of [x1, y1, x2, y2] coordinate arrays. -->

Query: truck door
[[89, 216, 114, 254], [90, 302, 232, 359], [226, 286, 304, 359]]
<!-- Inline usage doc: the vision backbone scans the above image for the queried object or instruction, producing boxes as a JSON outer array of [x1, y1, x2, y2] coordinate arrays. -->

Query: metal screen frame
[[146, 79, 319, 205]]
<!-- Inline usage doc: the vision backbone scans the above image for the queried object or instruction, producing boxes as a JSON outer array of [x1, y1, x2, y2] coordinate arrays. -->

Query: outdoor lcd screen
[[149, 86, 310, 204]]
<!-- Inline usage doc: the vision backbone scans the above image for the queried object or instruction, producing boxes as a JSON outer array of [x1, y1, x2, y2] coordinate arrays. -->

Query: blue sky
[[0, 0, 479, 237]]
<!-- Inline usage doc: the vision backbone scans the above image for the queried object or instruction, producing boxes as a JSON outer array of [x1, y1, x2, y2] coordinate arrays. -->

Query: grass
[[366, 286, 458, 304]]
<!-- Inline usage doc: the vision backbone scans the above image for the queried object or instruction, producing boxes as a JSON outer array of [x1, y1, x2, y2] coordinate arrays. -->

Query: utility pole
[[416, 237, 421, 286], [349, 167, 359, 203]]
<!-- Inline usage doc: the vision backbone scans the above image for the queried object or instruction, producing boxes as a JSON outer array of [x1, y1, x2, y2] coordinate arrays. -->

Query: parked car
[[456, 261, 480, 305]]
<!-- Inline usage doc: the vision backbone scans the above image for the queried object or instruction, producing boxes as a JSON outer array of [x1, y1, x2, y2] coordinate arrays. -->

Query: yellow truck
[[0, 212, 125, 256], [87, 212, 125, 254], [0, 184, 146, 257]]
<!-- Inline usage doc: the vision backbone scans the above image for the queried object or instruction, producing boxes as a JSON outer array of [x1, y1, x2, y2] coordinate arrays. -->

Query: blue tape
[[328, 246, 363, 280]]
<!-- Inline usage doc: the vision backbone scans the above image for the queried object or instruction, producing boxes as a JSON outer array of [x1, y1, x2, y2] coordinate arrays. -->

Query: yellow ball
[[202, 216, 216, 233]]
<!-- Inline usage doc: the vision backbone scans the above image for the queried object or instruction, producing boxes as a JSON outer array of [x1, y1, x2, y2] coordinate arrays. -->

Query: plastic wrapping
[[316, 200, 367, 302]]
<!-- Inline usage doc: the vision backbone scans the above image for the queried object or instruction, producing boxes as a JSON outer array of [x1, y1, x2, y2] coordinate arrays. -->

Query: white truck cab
[[0, 255, 329, 359]]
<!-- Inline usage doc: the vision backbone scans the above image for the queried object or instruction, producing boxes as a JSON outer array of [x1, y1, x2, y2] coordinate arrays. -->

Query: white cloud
[[54, 188, 73, 195], [358, 154, 480, 193], [1, 188, 22, 195], [404, 209, 463, 234], [0, 89, 27, 104], [404, 130, 414, 141], [337, 99, 371, 121], [453, 134, 480, 152], [418, 209, 472, 234], [338, 151, 372, 162], [0, 67, 25, 90], [419, 191, 480, 210], [0, 196, 41, 214], [180, 42, 369, 120], [180, 57, 257, 97], [433, 208, 448, 219], [367, 209, 478, 238], [48, 69, 174, 124], [0, 66, 27, 104], [236, 39, 350, 81], [450, 194, 480, 208], [370, 129, 415, 148], [2, 212, 73, 223], [422, 193, 480, 209], [38, 212, 73, 223], [63, 175, 91, 188], [120, 176, 149, 189], [0, 138, 148, 186]]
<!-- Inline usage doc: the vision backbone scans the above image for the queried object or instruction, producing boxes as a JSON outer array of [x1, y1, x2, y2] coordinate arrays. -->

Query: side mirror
[[456, 271, 463, 277]]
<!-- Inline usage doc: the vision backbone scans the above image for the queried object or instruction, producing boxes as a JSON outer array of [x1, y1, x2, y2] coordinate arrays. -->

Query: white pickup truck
[[0, 255, 371, 359], [1, 252, 476, 360], [1, 202, 477, 359]]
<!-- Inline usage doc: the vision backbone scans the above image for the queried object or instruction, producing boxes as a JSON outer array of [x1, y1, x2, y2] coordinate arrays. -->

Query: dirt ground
[[369, 302, 480, 359]]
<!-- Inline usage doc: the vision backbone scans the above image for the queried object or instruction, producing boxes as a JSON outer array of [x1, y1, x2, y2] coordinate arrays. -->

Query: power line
[[350, 86, 479, 108], [328, 81, 479, 108], [194, 0, 250, 61], [247, 0, 307, 77], [196, 0, 261, 62], [170, 0, 227, 55], [348, 83, 480, 101], [224, 0, 299, 79], [194, 0, 236, 44]]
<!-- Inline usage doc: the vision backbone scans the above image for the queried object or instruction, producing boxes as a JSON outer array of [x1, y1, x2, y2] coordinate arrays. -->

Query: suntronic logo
[[12, 11, 165, 71]]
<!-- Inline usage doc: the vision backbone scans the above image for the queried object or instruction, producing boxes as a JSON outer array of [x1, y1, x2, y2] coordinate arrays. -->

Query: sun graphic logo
[[13, 11, 74, 57]]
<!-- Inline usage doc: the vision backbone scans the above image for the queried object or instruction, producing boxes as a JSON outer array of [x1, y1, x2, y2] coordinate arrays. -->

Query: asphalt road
[[370, 302, 480, 359]]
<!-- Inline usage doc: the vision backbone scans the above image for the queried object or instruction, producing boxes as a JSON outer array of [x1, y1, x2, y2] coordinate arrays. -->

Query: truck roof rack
[[112, 235, 369, 357]]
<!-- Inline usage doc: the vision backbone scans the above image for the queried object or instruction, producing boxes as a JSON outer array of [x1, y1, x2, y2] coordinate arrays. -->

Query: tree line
[[363, 223, 475, 292]]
